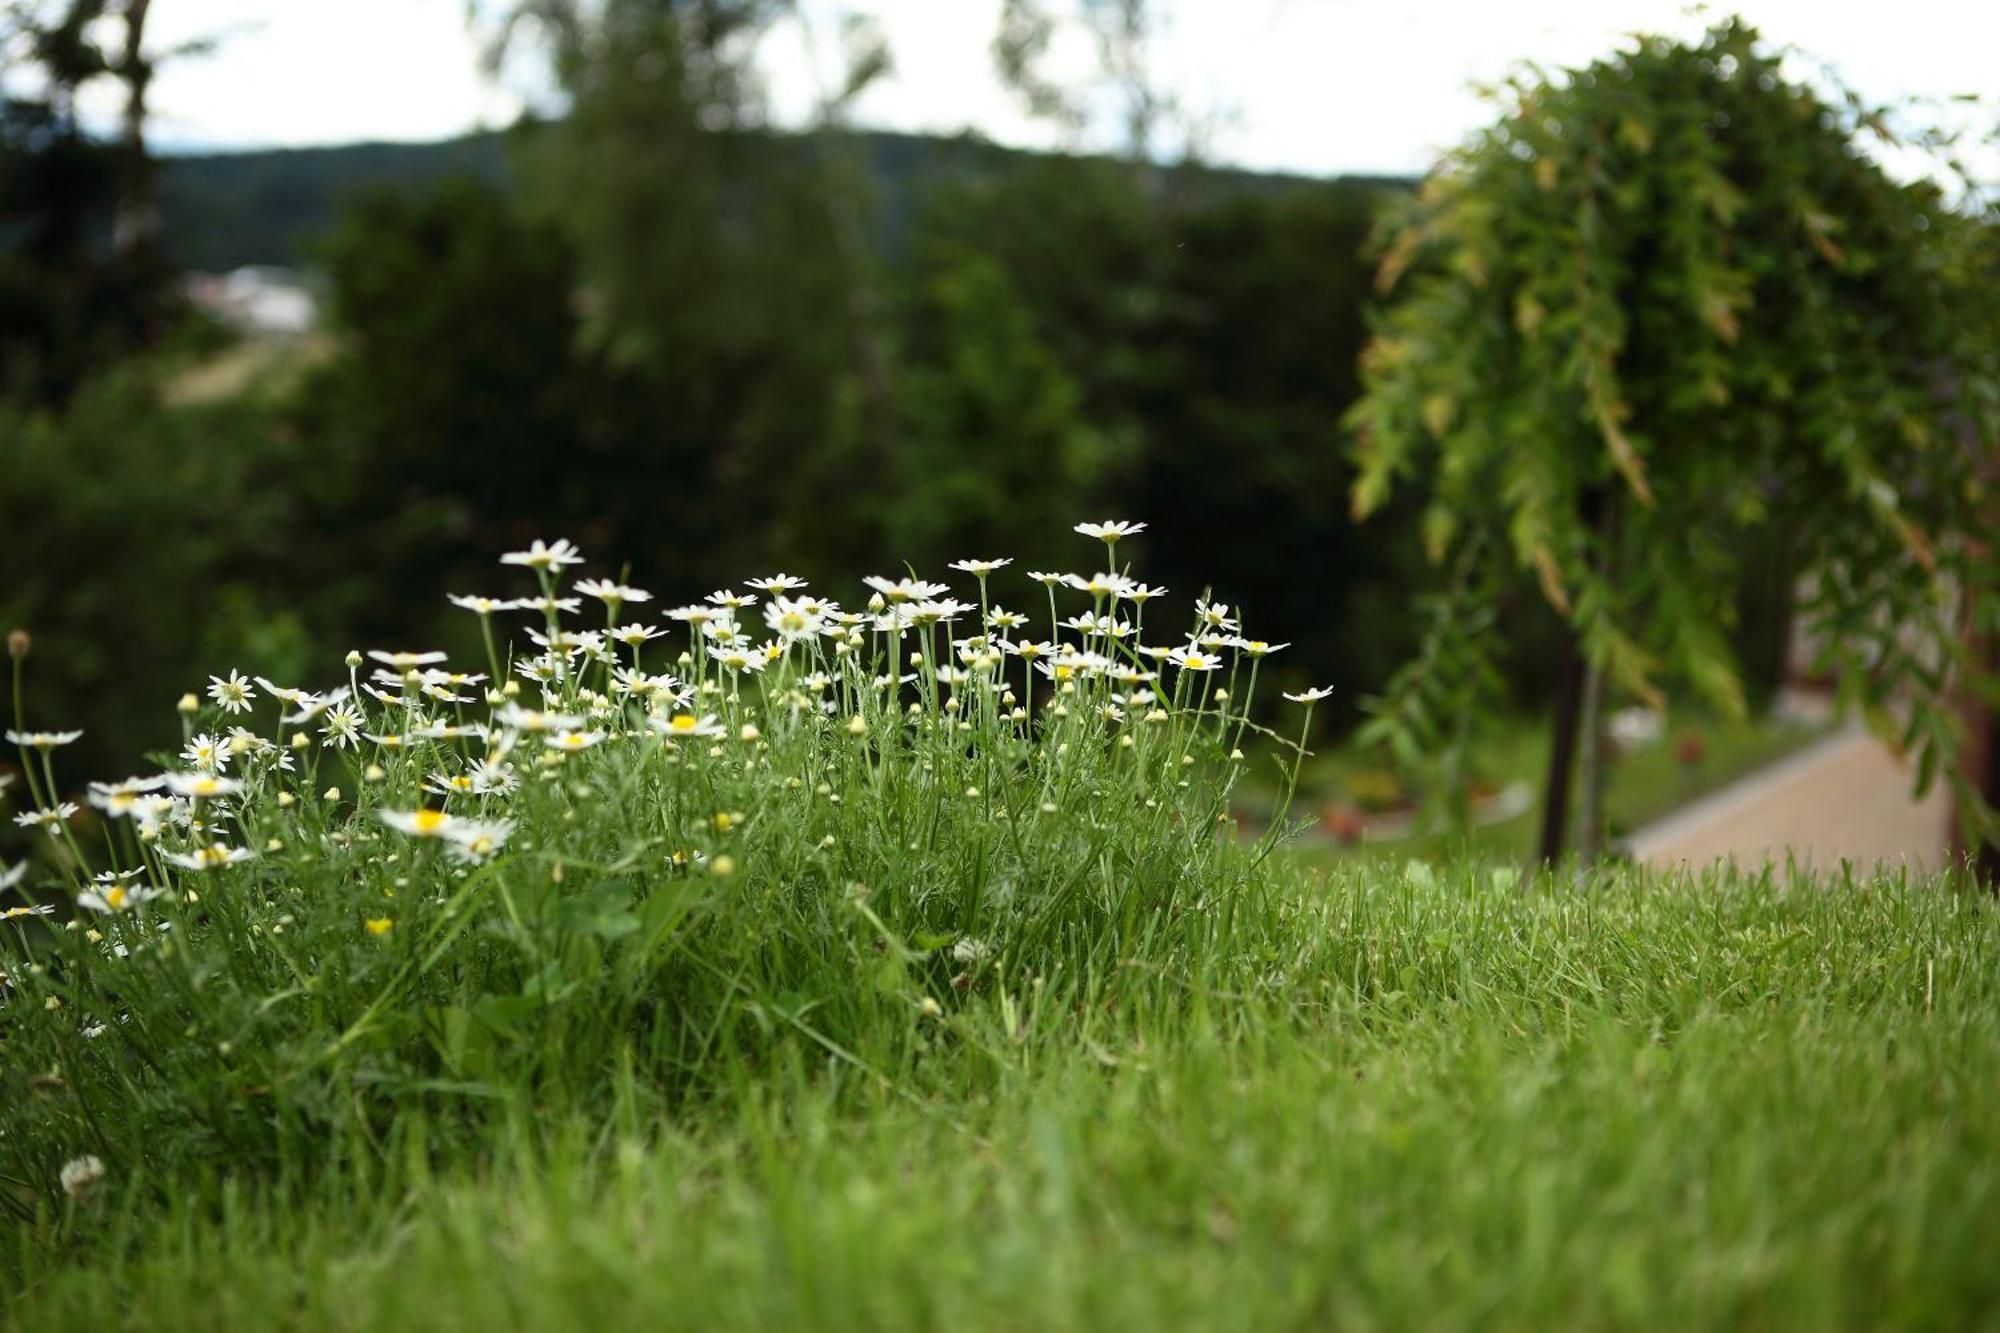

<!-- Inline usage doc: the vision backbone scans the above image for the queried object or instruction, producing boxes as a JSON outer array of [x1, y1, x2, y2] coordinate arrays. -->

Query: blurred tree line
[[2, 0, 1825, 788]]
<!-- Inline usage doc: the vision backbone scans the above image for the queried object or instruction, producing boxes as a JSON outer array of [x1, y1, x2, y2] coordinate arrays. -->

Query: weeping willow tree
[[1348, 21, 1999, 863]]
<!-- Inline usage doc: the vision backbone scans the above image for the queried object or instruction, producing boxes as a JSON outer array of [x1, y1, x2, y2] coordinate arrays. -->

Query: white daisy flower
[[320, 704, 365, 749], [513, 594, 581, 616], [410, 722, 489, 742], [764, 597, 822, 642], [367, 650, 449, 670], [649, 712, 726, 741], [448, 594, 515, 615], [86, 776, 166, 819], [282, 687, 350, 725], [181, 733, 231, 772], [205, 670, 256, 714], [949, 557, 1013, 576], [545, 730, 606, 752], [15, 803, 78, 834], [747, 574, 808, 594], [863, 576, 949, 604], [1283, 686, 1336, 703], [705, 589, 758, 610], [500, 538, 584, 571], [710, 646, 765, 675], [445, 818, 514, 864], [1064, 571, 1135, 599], [0, 861, 27, 892], [163, 843, 256, 871], [468, 758, 517, 794], [1074, 520, 1146, 543], [1167, 645, 1224, 672], [163, 772, 244, 800], [495, 704, 584, 733], [379, 809, 455, 838], [78, 876, 169, 914], [905, 599, 974, 627], [576, 578, 652, 607], [5, 729, 83, 750], [663, 604, 722, 624], [609, 623, 664, 647], [1232, 639, 1289, 657], [427, 771, 477, 797], [1195, 600, 1239, 632]]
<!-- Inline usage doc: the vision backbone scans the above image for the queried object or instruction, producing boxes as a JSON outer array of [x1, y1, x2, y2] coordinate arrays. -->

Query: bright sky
[[84, 0, 2000, 180]]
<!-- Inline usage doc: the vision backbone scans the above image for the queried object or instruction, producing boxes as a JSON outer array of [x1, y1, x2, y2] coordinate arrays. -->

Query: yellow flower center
[[106, 886, 127, 909], [668, 715, 699, 733], [412, 810, 449, 835]]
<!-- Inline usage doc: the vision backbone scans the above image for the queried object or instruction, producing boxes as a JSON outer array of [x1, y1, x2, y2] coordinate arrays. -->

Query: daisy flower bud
[[323, 786, 341, 802], [176, 693, 200, 714], [277, 791, 295, 808], [344, 650, 363, 668], [846, 715, 868, 736], [291, 732, 310, 750], [709, 855, 736, 878], [7, 629, 29, 660], [739, 723, 760, 742], [502, 681, 521, 698], [363, 764, 386, 783]]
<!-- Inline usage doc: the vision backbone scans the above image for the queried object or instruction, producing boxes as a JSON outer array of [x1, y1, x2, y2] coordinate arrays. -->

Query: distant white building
[[185, 266, 319, 336]]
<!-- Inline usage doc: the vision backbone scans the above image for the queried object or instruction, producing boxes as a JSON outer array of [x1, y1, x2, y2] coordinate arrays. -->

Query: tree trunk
[[1574, 643, 1609, 862], [111, 0, 156, 261], [1537, 621, 1587, 865], [1537, 485, 1611, 865]]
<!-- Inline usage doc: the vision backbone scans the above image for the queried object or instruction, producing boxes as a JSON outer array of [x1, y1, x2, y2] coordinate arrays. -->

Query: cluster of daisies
[[2, 522, 1333, 935]]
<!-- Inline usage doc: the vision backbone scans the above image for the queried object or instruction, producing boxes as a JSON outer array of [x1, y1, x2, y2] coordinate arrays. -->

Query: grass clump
[[2, 523, 1313, 1205]]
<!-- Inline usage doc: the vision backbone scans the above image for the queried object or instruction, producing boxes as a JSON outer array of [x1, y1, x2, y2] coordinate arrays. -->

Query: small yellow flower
[[709, 855, 736, 878], [365, 917, 394, 936]]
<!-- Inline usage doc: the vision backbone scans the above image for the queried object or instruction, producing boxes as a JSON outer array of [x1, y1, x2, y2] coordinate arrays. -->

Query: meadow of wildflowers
[[3, 522, 1996, 1331]]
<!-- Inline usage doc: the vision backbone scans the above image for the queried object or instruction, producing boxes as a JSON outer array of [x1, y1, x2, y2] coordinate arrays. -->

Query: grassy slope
[[12, 864, 1996, 1332]]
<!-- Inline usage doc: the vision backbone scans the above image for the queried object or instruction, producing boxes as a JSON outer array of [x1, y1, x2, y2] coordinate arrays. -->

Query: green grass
[[4, 531, 1995, 1330], [1278, 708, 1831, 864], [9, 865, 1998, 1331]]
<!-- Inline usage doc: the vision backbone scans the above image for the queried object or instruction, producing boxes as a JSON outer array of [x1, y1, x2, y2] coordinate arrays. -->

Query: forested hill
[[156, 126, 1410, 270]]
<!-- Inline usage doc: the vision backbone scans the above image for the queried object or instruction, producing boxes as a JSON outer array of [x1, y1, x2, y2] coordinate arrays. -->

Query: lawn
[[1269, 707, 1833, 864], [3, 534, 1994, 1331], [8, 864, 1997, 1332]]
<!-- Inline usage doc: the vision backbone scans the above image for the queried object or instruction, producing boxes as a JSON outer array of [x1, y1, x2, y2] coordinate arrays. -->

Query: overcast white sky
[[80, 0, 2000, 179]]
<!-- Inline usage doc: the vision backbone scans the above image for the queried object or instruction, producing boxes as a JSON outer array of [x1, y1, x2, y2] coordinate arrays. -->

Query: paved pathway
[[1625, 725, 1953, 873]]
